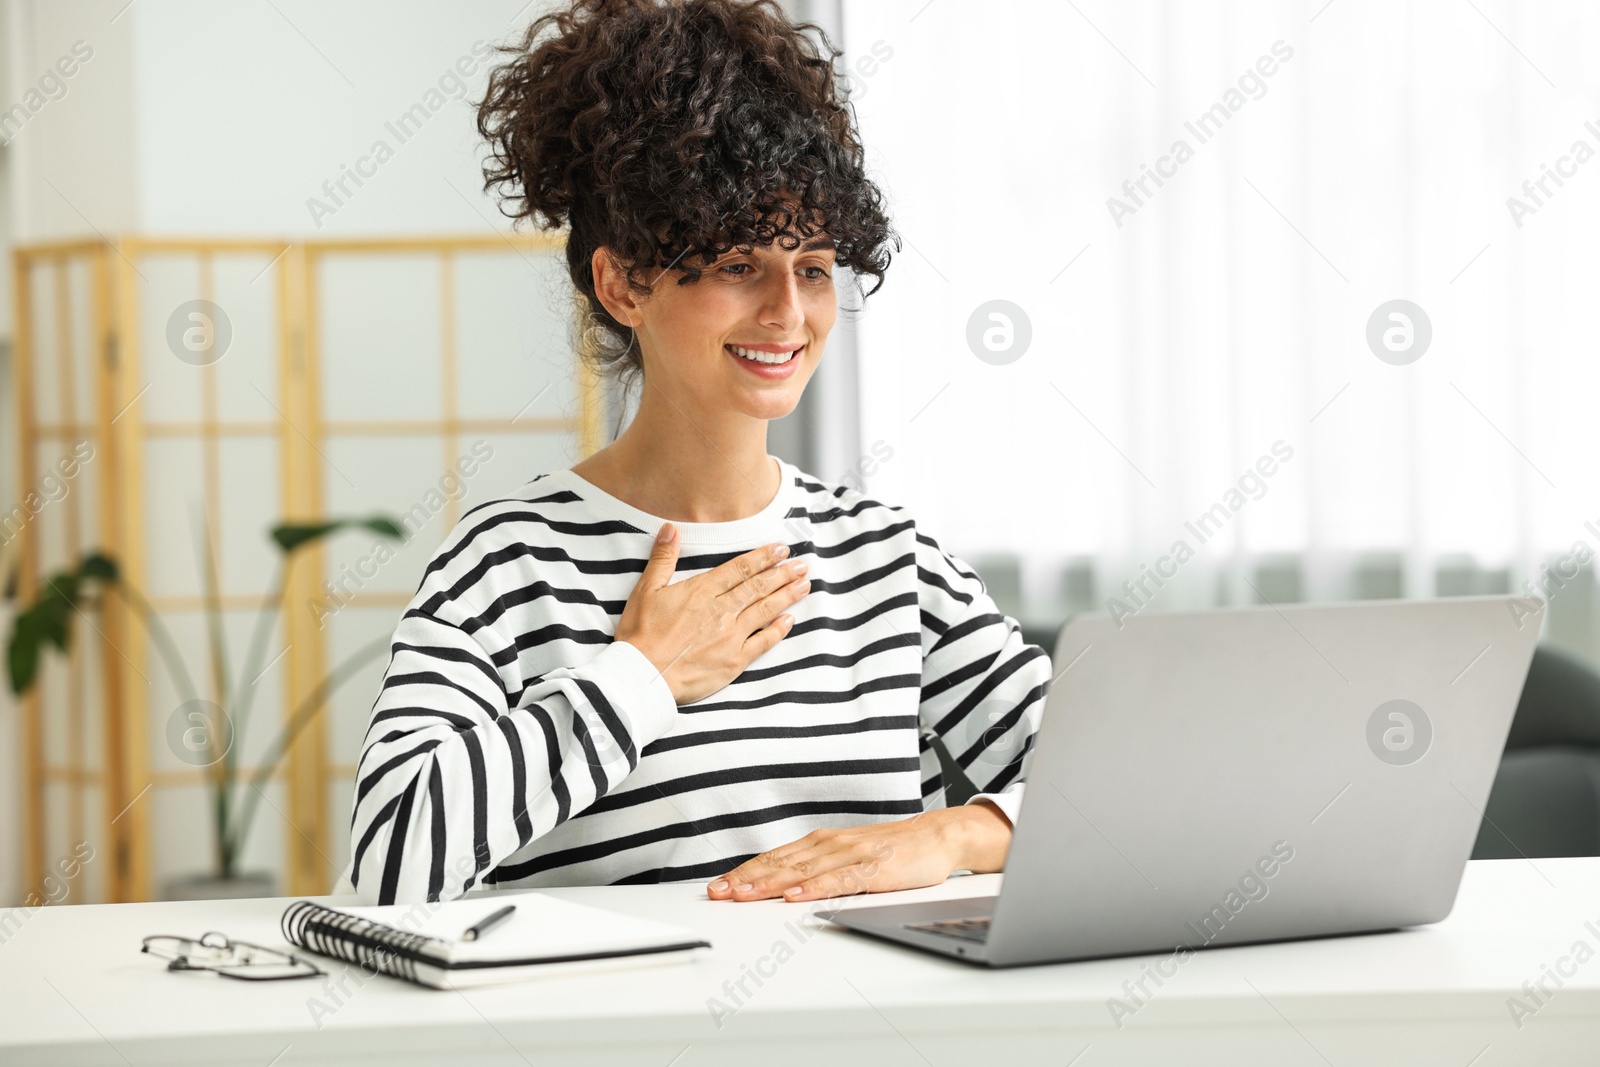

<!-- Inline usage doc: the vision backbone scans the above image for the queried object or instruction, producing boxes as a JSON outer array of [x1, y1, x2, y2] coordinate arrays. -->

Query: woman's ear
[[591, 246, 643, 328]]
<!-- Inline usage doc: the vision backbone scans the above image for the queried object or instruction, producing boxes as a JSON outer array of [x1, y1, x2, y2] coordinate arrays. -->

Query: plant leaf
[[80, 553, 119, 582], [43, 571, 80, 607], [359, 517, 406, 540], [37, 598, 70, 652], [4, 551, 123, 695], [271, 522, 344, 553], [7, 611, 41, 694], [271, 516, 405, 553]]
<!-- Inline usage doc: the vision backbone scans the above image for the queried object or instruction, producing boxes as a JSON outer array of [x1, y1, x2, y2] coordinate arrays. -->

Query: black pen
[[460, 904, 517, 941]]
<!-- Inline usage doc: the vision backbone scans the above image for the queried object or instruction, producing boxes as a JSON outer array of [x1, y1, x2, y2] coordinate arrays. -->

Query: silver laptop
[[820, 595, 1542, 966]]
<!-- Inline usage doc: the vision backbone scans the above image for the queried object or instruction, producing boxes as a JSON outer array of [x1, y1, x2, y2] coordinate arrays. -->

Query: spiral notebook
[[281, 894, 711, 989]]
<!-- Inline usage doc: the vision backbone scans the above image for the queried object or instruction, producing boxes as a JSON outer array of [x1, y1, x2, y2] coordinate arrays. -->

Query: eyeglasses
[[141, 931, 325, 981]]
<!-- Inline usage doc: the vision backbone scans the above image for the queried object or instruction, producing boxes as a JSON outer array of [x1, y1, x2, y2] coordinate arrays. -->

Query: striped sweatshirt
[[349, 456, 1052, 905]]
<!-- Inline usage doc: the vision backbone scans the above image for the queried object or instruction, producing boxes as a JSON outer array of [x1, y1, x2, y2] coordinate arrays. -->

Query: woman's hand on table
[[705, 802, 1013, 903]]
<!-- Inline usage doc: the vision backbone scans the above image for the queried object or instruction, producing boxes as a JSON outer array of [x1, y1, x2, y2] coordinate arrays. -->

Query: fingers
[[707, 835, 847, 901], [741, 613, 794, 660], [730, 561, 808, 665], [707, 825, 896, 902], [707, 834, 821, 899], [780, 863, 887, 902], [640, 522, 681, 591], [737, 561, 809, 628], [704, 542, 789, 598]]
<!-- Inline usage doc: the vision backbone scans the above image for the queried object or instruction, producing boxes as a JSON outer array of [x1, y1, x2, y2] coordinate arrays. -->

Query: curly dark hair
[[473, 0, 898, 392]]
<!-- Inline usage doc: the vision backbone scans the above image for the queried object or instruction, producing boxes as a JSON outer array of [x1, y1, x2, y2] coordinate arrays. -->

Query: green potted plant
[[6, 515, 404, 899]]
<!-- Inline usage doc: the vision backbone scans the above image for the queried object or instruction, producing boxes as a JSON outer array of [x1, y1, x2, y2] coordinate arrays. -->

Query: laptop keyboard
[[905, 916, 992, 943]]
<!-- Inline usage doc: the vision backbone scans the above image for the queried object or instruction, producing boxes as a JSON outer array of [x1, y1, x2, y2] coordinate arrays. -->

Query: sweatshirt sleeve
[[348, 605, 677, 905], [913, 525, 1051, 829]]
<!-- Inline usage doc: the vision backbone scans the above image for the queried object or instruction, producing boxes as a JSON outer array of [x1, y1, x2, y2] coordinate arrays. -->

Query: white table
[[2, 858, 1599, 1066]]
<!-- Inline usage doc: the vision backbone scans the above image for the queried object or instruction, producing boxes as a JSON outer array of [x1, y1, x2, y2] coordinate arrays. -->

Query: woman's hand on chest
[[615, 523, 812, 705]]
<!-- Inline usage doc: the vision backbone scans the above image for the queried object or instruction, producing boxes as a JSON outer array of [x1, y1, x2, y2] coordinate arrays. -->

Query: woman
[[349, 0, 1051, 906]]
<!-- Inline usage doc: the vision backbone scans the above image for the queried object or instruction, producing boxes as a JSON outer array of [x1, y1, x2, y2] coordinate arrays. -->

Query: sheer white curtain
[[838, 0, 1600, 638]]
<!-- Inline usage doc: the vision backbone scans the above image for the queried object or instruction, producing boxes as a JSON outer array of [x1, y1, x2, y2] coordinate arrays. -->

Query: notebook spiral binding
[[281, 900, 447, 984]]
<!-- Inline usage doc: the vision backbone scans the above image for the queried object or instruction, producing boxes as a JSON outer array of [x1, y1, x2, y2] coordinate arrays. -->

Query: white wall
[[3, 0, 138, 241], [6, 0, 553, 240], [130, 1, 548, 235]]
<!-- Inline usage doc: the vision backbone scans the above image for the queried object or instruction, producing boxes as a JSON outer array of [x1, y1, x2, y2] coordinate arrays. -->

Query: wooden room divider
[[9, 233, 602, 902]]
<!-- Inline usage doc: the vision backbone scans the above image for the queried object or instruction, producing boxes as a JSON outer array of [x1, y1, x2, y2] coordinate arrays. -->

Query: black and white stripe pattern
[[349, 458, 1051, 904]]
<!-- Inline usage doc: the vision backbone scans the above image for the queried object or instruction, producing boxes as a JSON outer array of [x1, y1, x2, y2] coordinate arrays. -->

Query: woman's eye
[[718, 263, 831, 280]]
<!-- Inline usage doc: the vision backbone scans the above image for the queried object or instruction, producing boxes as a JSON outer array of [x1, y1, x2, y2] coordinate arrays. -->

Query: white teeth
[[729, 344, 799, 365]]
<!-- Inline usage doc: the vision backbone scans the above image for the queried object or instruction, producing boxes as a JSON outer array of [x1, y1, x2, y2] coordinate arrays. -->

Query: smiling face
[[597, 232, 839, 425]]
